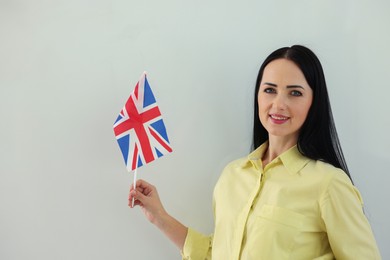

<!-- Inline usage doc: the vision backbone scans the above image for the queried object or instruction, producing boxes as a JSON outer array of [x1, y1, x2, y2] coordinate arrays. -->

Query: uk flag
[[113, 73, 172, 171]]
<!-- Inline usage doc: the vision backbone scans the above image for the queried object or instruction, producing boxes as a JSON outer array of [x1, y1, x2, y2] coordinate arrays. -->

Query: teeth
[[271, 115, 288, 120]]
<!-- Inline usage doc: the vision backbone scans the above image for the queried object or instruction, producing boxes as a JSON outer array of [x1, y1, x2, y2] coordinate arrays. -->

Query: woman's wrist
[[154, 211, 188, 250], [152, 208, 169, 228]]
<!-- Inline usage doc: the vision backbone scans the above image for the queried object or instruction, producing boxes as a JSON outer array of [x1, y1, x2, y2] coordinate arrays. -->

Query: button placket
[[233, 165, 264, 260]]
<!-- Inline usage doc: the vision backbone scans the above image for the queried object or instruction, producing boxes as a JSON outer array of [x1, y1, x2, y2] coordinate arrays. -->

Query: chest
[[214, 166, 323, 224]]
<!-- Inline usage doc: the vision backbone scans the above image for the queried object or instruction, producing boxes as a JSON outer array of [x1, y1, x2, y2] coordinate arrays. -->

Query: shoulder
[[214, 156, 256, 191], [299, 159, 360, 199], [304, 159, 343, 175], [302, 159, 351, 184], [304, 160, 363, 206], [219, 155, 256, 178], [223, 156, 249, 170], [217, 157, 248, 183]]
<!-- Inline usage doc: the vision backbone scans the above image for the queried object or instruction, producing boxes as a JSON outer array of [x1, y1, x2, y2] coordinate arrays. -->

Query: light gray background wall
[[1, 0, 389, 259]]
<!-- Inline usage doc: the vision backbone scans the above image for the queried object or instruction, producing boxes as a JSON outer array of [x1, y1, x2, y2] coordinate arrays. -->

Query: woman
[[129, 45, 381, 259]]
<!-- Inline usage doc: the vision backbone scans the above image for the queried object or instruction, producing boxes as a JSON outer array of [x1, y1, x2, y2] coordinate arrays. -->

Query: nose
[[272, 94, 287, 110]]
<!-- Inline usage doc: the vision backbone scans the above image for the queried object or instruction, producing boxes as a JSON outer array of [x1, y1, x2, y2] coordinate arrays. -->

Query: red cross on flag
[[113, 72, 172, 172]]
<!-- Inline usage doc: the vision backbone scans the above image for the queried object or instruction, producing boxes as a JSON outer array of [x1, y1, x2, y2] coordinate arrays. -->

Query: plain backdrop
[[1, 0, 389, 259]]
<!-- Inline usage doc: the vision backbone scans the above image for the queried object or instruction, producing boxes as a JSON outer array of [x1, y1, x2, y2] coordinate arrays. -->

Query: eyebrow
[[263, 82, 304, 89]]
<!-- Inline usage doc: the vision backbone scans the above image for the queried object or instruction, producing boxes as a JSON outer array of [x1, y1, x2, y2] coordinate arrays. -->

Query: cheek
[[257, 94, 268, 111], [298, 102, 312, 120], [257, 99, 266, 117], [258, 101, 269, 124]]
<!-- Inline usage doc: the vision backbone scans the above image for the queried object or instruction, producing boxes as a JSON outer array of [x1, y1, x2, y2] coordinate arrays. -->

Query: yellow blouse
[[182, 143, 381, 259]]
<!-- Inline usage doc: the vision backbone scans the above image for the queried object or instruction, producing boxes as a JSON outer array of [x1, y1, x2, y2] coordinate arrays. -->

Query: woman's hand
[[128, 179, 188, 250], [129, 179, 167, 225]]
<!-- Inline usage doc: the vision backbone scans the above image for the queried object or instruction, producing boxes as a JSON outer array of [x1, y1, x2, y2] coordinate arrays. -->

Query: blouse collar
[[246, 141, 310, 175]]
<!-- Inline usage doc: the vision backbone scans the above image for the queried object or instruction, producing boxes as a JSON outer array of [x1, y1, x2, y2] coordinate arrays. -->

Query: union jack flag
[[113, 73, 172, 171]]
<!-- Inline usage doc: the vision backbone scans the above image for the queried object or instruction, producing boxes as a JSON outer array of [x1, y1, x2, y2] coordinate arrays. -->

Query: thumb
[[132, 189, 148, 204]]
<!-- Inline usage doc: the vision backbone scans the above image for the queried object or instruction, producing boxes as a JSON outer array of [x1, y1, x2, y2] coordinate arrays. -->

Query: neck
[[262, 136, 297, 166]]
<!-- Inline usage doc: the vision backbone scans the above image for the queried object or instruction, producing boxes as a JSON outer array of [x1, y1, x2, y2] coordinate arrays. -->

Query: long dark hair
[[252, 45, 352, 182]]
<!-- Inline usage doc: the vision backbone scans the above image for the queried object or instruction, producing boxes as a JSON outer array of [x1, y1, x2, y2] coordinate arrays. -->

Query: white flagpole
[[132, 168, 137, 207]]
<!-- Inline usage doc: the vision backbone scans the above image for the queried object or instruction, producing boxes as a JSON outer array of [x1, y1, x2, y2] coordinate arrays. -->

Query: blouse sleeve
[[181, 228, 212, 260], [319, 171, 381, 259]]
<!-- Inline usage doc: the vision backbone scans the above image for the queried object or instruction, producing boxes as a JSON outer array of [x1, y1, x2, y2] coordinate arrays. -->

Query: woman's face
[[258, 58, 313, 143]]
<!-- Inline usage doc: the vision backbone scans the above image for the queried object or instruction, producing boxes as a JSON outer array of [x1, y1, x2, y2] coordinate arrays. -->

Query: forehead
[[262, 58, 309, 86]]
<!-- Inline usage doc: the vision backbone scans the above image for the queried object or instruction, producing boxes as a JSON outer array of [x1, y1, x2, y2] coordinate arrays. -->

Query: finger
[[129, 183, 136, 192], [131, 189, 148, 203], [128, 190, 139, 205], [129, 200, 141, 208], [129, 185, 144, 194], [128, 190, 142, 208], [130, 179, 148, 193], [128, 197, 142, 208], [128, 186, 147, 205], [135, 179, 155, 190], [132, 198, 142, 207]]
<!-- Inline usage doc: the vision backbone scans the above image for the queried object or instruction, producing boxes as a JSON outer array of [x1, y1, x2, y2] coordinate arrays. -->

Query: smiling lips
[[269, 114, 290, 124]]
